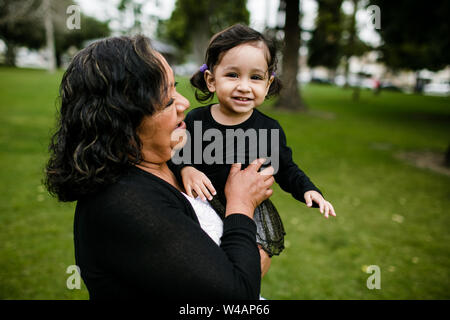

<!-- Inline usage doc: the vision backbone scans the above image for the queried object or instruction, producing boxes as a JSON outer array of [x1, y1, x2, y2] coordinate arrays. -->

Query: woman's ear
[[204, 70, 216, 93]]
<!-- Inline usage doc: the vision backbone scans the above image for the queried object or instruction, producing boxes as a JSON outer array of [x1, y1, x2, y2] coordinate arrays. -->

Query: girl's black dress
[[170, 105, 322, 256]]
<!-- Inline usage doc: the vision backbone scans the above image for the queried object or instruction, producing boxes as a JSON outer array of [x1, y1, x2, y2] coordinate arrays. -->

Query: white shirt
[[182, 193, 224, 246]]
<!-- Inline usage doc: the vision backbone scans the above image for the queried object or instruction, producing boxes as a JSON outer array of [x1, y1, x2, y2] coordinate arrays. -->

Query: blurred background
[[0, 0, 449, 299]]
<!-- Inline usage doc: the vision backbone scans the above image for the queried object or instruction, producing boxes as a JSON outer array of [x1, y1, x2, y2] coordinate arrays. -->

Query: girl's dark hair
[[190, 24, 282, 102], [45, 35, 168, 202]]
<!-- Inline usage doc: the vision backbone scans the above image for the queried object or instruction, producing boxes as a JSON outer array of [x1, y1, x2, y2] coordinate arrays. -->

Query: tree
[[275, 0, 306, 111], [341, 0, 370, 86], [54, 14, 110, 67], [369, 0, 450, 92], [157, 0, 249, 64], [339, 0, 371, 101], [370, 0, 450, 166], [0, 0, 45, 66], [0, 0, 110, 68], [307, 0, 344, 80]]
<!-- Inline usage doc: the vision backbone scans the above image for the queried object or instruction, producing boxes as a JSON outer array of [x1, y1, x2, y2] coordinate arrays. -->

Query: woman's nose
[[176, 92, 190, 112]]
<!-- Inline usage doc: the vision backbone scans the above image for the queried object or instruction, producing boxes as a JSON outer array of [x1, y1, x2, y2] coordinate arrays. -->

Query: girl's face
[[205, 42, 274, 117], [138, 53, 190, 164]]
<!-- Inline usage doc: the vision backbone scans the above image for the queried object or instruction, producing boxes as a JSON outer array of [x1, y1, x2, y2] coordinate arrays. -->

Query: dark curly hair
[[190, 24, 282, 102], [45, 35, 168, 202]]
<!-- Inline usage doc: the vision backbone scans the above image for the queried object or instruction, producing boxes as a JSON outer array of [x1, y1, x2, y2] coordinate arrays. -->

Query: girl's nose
[[236, 79, 251, 92]]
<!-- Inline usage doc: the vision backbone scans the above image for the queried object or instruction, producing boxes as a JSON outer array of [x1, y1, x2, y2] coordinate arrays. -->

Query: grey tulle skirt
[[208, 196, 286, 257]]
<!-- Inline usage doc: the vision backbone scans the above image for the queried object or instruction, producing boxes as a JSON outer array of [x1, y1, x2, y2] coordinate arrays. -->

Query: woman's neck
[[136, 160, 183, 192], [211, 104, 254, 126]]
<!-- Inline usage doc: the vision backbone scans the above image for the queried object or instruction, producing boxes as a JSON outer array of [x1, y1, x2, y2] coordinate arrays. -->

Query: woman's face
[[138, 53, 190, 164]]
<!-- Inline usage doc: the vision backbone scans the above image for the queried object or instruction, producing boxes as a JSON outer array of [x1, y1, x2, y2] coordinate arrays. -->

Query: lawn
[[0, 67, 449, 299]]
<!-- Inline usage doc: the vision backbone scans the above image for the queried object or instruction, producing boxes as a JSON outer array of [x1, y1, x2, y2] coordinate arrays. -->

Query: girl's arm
[[274, 123, 322, 205], [273, 123, 336, 217]]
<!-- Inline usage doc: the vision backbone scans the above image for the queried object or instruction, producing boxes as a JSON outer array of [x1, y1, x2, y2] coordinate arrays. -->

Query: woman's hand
[[224, 159, 275, 219], [259, 245, 271, 277], [304, 190, 337, 218], [181, 166, 216, 201]]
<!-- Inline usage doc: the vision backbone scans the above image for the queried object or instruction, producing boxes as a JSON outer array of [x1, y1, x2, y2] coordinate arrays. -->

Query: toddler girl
[[171, 24, 335, 257]]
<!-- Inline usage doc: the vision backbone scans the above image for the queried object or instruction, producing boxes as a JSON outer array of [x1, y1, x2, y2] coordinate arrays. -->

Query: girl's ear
[[265, 75, 275, 96], [204, 70, 216, 93]]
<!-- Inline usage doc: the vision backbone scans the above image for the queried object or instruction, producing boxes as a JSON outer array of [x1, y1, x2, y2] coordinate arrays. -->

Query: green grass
[[1, 67, 449, 299]]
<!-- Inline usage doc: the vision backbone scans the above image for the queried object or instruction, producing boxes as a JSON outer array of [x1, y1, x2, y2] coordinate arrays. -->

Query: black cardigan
[[74, 166, 260, 300], [170, 105, 321, 206]]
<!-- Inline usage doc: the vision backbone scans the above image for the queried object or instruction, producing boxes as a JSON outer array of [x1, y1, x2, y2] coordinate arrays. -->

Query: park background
[[0, 0, 449, 299]]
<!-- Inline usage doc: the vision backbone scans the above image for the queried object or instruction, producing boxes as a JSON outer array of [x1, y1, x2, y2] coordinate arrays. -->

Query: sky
[[75, 0, 380, 46]]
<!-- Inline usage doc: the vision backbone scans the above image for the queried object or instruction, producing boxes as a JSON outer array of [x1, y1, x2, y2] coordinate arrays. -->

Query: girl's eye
[[251, 75, 264, 80], [226, 72, 238, 78]]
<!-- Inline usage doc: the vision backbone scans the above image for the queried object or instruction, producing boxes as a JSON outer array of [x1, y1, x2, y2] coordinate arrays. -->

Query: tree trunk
[[43, 0, 56, 73], [5, 42, 17, 67], [445, 144, 450, 168], [414, 70, 425, 94], [191, 23, 210, 66], [275, 0, 306, 111], [344, 0, 358, 88]]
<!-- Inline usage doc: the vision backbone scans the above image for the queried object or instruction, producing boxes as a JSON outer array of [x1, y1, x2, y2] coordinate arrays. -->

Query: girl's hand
[[304, 190, 337, 219], [181, 166, 216, 201]]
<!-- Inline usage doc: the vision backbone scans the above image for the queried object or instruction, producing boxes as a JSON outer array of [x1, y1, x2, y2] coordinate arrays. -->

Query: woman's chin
[[170, 130, 187, 157]]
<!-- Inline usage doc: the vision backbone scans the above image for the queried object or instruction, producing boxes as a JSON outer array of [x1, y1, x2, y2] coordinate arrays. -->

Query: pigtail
[[190, 70, 214, 102], [267, 76, 283, 98]]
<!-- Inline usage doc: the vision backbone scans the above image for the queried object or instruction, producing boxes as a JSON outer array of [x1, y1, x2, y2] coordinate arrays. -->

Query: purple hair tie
[[199, 64, 208, 73], [271, 71, 276, 77]]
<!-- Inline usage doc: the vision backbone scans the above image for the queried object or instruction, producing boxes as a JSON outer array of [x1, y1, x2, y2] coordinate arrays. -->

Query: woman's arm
[[91, 196, 260, 299], [88, 161, 273, 300]]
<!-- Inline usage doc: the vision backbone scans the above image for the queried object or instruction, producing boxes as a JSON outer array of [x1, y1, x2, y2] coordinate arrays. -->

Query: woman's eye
[[165, 98, 175, 108]]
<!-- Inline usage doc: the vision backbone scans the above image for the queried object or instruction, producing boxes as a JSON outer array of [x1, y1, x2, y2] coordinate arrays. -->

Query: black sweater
[[170, 105, 321, 206], [74, 166, 261, 300]]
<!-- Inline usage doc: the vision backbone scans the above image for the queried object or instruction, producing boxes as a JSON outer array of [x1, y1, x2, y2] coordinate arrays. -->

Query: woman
[[45, 35, 274, 299]]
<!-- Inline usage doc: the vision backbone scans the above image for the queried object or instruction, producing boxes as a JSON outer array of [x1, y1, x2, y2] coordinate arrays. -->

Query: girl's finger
[[203, 179, 217, 196], [315, 196, 325, 214], [199, 182, 213, 201], [185, 184, 194, 198], [324, 203, 329, 218], [305, 193, 313, 207], [192, 184, 206, 201], [328, 201, 337, 216]]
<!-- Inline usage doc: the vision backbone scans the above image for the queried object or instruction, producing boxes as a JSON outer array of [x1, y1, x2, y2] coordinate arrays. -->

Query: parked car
[[423, 82, 450, 96], [380, 81, 403, 92], [310, 77, 333, 85]]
